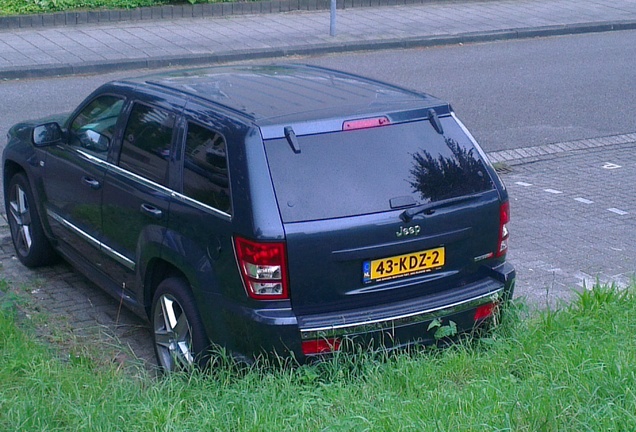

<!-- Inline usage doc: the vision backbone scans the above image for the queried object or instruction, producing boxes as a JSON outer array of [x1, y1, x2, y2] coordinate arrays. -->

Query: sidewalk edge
[[2, 20, 636, 80], [0, 0, 447, 30]]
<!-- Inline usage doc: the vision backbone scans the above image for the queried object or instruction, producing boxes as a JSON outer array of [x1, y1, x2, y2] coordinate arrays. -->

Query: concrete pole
[[330, 0, 337, 36]]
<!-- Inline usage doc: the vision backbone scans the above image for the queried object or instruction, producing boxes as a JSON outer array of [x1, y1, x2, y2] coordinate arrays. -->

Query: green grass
[[0, 0, 161, 16], [1, 284, 636, 430], [0, 0, 245, 17]]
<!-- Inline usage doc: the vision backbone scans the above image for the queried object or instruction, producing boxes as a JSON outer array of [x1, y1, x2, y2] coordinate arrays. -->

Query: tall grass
[[1, 284, 636, 430]]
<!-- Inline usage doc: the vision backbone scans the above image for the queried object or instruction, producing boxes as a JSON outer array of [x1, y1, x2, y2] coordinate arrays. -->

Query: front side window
[[182, 122, 231, 214], [69, 95, 124, 159], [119, 103, 175, 186]]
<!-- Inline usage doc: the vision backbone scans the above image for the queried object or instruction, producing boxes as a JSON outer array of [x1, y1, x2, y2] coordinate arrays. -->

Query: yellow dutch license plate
[[362, 247, 445, 283]]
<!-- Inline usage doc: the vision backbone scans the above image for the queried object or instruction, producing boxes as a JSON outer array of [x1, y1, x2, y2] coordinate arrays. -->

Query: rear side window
[[264, 118, 494, 222], [119, 103, 176, 186], [182, 122, 231, 215]]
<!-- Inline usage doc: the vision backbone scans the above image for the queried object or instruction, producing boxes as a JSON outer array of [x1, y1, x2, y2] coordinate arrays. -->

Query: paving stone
[[504, 142, 636, 307]]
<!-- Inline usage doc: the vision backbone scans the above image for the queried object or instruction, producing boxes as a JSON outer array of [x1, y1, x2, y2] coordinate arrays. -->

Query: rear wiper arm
[[400, 194, 479, 223], [284, 126, 301, 154]]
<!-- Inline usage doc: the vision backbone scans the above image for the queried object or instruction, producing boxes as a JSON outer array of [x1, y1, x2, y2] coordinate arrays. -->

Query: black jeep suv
[[3, 65, 515, 371]]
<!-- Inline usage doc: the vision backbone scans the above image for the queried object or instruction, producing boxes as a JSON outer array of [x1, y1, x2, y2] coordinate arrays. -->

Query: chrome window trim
[[107, 162, 175, 195], [77, 149, 231, 219], [170, 191, 231, 220], [74, 148, 111, 166], [75, 148, 175, 196], [300, 288, 503, 340]]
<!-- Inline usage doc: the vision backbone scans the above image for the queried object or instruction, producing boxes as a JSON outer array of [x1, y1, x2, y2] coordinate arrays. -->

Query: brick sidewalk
[[0, 215, 154, 368], [505, 141, 636, 307]]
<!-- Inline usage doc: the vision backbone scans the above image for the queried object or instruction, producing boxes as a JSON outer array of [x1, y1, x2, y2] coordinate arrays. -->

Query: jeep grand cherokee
[[3, 65, 515, 371]]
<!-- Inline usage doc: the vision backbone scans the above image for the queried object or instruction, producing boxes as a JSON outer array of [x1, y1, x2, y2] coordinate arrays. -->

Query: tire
[[151, 277, 210, 372], [6, 172, 57, 268]]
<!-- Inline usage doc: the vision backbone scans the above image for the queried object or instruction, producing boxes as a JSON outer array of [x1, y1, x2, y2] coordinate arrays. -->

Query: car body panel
[[282, 190, 502, 316], [42, 146, 108, 268]]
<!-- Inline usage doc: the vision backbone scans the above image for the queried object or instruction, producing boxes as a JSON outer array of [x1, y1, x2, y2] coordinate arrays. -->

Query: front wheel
[[151, 277, 210, 372], [6, 172, 56, 267]]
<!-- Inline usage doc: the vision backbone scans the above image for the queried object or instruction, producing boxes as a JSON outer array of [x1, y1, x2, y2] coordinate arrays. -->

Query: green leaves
[[427, 318, 458, 340], [1, 0, 168, 16]]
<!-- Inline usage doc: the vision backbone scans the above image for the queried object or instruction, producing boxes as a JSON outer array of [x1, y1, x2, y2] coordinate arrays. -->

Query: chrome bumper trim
[[300, 288, 503, 340]]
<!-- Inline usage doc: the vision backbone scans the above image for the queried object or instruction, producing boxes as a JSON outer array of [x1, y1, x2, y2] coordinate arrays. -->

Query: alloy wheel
[[153, 293, 194, 370], [9, 183, 33, 257]]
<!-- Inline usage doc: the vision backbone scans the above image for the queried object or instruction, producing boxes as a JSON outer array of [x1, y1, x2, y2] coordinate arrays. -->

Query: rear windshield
[[264, 117, 494, 222]]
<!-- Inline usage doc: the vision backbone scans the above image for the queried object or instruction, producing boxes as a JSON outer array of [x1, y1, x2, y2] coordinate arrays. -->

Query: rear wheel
[[6, 172, 56, 267], [151, 277, 210, 372]]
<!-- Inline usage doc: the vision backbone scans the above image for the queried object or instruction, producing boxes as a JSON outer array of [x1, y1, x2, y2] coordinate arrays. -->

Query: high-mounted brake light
[[496, 201, 510, 258], [342, 116, 390, 131], [234, 236, 289, 300]]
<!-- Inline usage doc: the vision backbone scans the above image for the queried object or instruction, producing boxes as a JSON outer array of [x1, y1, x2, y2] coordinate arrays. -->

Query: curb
[[0, 0, 445, 30], [488, 133, 636, 165], [2, 20, 636, 80]]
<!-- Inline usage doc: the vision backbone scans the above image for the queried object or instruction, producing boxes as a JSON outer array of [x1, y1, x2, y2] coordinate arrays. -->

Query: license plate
[[362, 247, 445, 283]]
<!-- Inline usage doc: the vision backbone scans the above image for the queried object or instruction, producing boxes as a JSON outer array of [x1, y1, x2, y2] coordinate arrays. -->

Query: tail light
[[302, 338, 341, 356], [496, 201, 510, 258], [234, 236, 289, 300], [474, 302, 497, 321]]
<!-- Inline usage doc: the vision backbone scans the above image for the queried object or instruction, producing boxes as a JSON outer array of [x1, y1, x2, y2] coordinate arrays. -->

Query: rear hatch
[[263, 114, 502, 316]]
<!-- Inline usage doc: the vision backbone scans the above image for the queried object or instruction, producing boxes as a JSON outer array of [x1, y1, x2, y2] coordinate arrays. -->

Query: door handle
[[140, 203, 163, 219], [82, 176, 101, 190]]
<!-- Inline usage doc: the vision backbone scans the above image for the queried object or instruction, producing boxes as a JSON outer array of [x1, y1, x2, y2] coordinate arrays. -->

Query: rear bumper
[[216, 262, 515, 361], [301, 262, 514, 347], [300, 285, 503, 342]]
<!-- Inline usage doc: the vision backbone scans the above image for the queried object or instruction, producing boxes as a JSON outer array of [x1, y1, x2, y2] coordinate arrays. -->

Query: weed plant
[[1, 283, 636, 430]]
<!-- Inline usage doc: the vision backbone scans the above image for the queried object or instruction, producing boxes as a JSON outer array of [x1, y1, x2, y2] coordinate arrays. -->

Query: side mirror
[[79, 129, 110, 153], [32, 122, 63, 146]]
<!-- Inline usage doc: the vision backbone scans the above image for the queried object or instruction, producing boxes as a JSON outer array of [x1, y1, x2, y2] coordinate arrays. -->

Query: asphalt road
[[307, 30, 636, 152], [2, 30, 636, 153]]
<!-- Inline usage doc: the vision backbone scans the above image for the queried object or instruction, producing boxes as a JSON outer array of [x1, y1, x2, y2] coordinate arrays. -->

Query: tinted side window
[[183, 122, 231, 214], [119, 103, 175, 186], [69, 95, 124, 159]]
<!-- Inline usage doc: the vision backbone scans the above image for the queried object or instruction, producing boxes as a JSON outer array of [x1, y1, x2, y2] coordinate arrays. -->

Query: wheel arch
[[3, 156, 55, 243], [140, 249, 228, 352], [142, 257, 188, 319], [3, 159, 26, 198]]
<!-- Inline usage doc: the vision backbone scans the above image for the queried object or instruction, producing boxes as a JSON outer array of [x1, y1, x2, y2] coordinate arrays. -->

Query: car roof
[[124, 64, 450, 138]]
